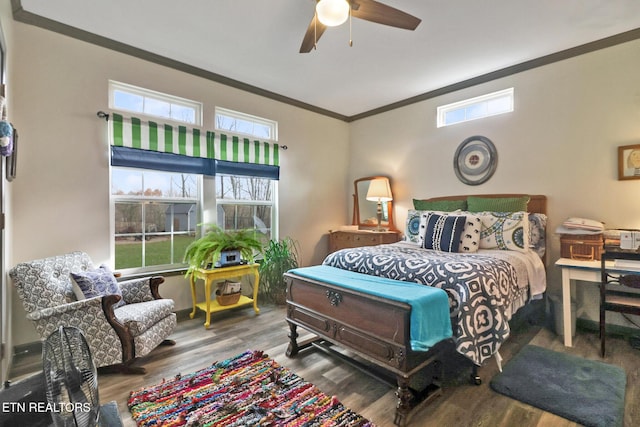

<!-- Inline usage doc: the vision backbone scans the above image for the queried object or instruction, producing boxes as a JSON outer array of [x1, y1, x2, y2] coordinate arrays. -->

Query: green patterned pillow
[[413, 199, 467, 211], [467, 196, 529, 213]]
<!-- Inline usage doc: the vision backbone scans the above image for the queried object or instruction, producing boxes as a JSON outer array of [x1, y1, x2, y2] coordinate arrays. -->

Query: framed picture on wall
[[618, 144, 640, 180]]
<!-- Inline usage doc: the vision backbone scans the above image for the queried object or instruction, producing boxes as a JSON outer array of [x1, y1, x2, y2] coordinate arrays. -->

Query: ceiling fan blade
[[299, 14, 327, 53], [350, 0, 421, 30]]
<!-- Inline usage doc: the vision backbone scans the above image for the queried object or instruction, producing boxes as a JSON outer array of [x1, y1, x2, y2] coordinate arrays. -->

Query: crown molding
[[11, 0, 640, 123]]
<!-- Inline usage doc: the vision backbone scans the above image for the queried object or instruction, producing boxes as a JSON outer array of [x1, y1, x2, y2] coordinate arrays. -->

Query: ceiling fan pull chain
[[314, 11, 318, 50], [349, 6, 353, 47]]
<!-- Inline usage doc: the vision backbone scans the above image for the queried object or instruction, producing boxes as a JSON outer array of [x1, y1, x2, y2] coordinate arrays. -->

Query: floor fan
[[43, 326, 100, 427]]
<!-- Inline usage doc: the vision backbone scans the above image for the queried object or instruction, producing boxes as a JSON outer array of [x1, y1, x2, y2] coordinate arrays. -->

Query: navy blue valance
[[215, 160, 279, 180], [111, 146, 216, 176]]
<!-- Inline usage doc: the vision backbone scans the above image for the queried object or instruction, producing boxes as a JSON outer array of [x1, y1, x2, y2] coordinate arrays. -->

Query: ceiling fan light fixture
[[316, 0, 350, 27]]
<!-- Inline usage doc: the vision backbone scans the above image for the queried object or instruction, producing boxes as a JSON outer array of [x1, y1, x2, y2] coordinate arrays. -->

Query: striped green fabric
[[110, 113, 279, 166]]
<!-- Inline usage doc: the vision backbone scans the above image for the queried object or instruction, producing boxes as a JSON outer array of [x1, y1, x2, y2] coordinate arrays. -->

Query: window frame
[[108, 84, 280, 274], [109, 80, 203, 126], [110, 167, 202, 275], [215, 106, 278, 141], [214, 174, 279, 243], [436, 87, 514, 128]]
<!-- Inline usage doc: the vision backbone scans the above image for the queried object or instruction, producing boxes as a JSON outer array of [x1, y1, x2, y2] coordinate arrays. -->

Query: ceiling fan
[[300, 0, 421, 53]]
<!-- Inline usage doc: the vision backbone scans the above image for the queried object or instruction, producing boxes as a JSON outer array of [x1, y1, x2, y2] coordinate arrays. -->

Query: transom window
[[437, 88, 514, 127], [109, 80, 202, 125], [215, 107, 277, 141]]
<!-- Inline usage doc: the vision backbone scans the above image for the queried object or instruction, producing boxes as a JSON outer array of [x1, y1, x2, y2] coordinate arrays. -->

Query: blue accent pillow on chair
[[423, 213, 467, 252], [71, 264, 125, 308]]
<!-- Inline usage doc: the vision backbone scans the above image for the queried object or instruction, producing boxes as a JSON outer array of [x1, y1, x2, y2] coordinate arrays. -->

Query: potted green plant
[[259, 237, 300, 305], [184, 225, 264, 275]]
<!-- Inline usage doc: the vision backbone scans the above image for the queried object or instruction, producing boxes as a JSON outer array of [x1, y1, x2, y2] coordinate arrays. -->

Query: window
[[111, 168, 200, 270], [108, 86, 280, 272], [109, 81, 202, 125], [213, 109, 279, 240], [437, 88, 514, 127], [215, 107, 277, 141], [216, 175, 276, 241]]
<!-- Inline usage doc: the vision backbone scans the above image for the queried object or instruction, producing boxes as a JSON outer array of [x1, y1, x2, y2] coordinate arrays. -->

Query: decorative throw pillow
[[422, 213, 467, 252], [467, 196, 530, 213], [478, 211, 530, 252], [529, 213, 547, 258], [404, 209, 423, 245], [419, 211, 481, 252], [413, 199, 467, 212], [459, 214, 482, 253], [70, 264, 125, 308]]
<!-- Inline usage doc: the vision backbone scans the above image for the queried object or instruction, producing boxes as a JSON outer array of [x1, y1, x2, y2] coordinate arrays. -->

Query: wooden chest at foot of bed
[[284, 271, 447, 426], [284, 272, 438, 377]]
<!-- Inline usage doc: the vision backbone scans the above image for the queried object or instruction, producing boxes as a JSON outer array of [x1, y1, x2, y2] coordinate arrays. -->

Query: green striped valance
[[110, 113, 279, 167]]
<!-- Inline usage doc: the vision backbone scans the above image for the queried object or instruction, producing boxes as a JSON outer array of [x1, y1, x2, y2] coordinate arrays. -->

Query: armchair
[[9, 251, 177, 374]]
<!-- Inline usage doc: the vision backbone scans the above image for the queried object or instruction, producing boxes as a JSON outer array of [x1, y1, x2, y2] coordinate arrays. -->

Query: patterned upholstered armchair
[[9, 251, 177, 374]]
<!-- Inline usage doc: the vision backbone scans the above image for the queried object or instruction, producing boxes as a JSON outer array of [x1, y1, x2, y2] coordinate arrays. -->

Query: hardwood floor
[[9, 304, 640, 426]]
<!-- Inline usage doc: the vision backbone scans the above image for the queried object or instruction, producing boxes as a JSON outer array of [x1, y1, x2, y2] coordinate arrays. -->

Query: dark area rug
[[490, 344, 626, 427], [128, 350, 376, 426]]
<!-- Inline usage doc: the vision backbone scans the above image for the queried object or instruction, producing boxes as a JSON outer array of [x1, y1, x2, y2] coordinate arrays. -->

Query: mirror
[[352, 176, 396, 230]]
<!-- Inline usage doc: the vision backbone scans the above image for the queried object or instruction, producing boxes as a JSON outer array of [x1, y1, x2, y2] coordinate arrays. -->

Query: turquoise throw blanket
[[288, 265, 452, 351]]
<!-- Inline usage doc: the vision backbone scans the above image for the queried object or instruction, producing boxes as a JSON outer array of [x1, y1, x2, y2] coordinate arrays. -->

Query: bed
[[284, 194, 547, 425]]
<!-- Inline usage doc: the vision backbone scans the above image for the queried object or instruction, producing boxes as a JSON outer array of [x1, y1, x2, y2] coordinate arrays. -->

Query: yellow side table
[[188, 263, 260, 329]]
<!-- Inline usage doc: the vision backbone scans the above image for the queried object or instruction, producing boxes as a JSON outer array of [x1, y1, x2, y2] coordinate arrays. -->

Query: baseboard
[[0, 372, 51, 427], [12, 341, 41, 359], [577, 318, 640, 337], [175, 307, 194, 322], [12, 308, 196, 358]]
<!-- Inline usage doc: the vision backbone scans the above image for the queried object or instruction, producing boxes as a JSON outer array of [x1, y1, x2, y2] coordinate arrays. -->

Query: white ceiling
[[15, 0, 640, 119]]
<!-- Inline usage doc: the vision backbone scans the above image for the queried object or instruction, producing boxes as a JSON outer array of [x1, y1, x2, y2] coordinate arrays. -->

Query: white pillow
[[477, 211, 530, 252], [563, 217, 604, 232], [403, 209, 423, 245]]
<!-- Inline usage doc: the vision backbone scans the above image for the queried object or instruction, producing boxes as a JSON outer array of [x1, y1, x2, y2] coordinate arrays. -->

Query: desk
[[555, 258, 601, 347], [188, 264, 260, 329], [555, 257, 638, 347]]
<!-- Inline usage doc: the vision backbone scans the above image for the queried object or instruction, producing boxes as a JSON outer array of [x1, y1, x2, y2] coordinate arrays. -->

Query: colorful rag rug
[[128, 350, 376, 426]]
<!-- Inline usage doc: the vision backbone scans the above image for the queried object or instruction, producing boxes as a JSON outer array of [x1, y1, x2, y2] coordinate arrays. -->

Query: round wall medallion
[[453, 135, 498, 185]]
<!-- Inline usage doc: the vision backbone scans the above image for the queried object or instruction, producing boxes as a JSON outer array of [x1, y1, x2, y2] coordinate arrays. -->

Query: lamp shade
[[366, 178, 393, 202], [316, 0, 350, 27]]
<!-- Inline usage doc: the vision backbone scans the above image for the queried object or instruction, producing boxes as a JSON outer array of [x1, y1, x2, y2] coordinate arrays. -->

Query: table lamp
[[366, 177, 393, 231]]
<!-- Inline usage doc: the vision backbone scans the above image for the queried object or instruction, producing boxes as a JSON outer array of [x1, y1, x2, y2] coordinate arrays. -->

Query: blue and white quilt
[[323, 242, 545, 366]]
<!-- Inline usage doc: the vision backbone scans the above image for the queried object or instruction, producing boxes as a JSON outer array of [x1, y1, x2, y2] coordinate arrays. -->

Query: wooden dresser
[[328, 229, 401, 253]]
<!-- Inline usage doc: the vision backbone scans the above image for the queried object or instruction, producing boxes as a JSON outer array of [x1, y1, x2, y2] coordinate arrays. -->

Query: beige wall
[[0, 0, 15, 384], [6, 12, 640, 349], [349, 38, 640, 327], [8, 21, 350, 346]]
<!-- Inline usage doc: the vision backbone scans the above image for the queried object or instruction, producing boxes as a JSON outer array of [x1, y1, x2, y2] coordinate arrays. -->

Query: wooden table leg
[[189, 273, 197, 319], [204, 276, 212, 329], [561, 268, 573, 347], [252, 269, 260, 314], [286, 322, 299, 357], [394, 377, 413, 426]]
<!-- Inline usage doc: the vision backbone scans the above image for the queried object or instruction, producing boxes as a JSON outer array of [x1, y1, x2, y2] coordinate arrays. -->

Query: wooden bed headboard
[[420, 194, 547, 215]]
